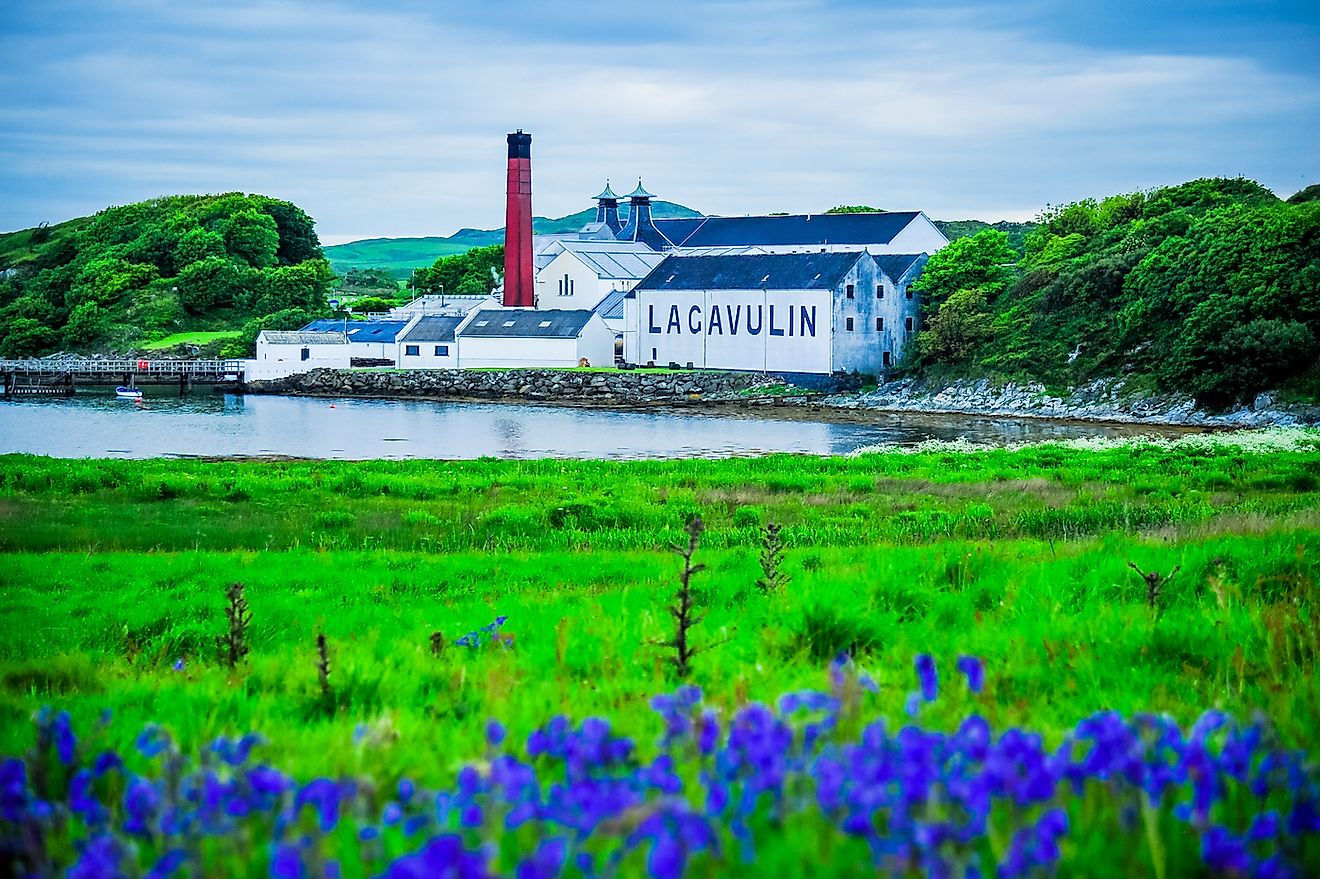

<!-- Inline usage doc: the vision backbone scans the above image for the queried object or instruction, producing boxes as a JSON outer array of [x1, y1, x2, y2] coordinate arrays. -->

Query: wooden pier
[[1, 358, 244, 397]]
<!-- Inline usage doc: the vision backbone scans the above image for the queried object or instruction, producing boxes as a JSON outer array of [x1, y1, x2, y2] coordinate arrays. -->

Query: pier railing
[[0, 359, 244, 380]]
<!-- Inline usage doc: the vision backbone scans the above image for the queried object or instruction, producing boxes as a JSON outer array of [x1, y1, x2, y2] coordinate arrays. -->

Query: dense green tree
[[245, 259, 334, 315], [911, 230, 1017, 306], [0, 317, 57, 357], [825, 205, 881, 214], [221, 209, 280, 268], [415, 244, 503, 296], [176, 227, 226, 267], [259, 199, 323, 265], [66, 257, 158, 309], [175, 257, 250, 314], [63, 301, 110, 347], [916, 286, 997, 361]]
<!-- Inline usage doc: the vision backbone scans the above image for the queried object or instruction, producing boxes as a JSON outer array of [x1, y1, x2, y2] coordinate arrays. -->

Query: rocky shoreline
[[243, 368, 1320, 428], [818, 377, 1320, 428]]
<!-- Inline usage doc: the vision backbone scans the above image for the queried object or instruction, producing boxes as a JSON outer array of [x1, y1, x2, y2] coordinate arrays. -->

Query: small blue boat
[[114, 386, 143, 399]]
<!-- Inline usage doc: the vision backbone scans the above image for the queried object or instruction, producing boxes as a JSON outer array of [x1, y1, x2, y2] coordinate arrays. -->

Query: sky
[[1, 0, 1317, 244]]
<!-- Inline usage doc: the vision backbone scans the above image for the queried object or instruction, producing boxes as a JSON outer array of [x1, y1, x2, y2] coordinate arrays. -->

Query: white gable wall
[[884, 213, 949, 254]]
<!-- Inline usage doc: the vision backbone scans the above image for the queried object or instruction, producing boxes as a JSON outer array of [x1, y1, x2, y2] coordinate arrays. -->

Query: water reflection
[[0, 389, 1168, 460]]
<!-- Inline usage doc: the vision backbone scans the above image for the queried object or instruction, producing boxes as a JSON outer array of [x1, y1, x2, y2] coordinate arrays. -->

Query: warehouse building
[[254, 330, 350, 371], [397, 315, 463, 368], [302, 319, 410, 365], [456, 308, 615, 369], [626, 251, 925, 375]]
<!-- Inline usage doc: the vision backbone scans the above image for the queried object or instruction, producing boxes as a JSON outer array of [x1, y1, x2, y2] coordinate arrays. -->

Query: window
[[434, 345, 448, 356], [845, 284, 855, 299], [883, 351, 892, 367], [558, 279, 563, 295], [300, 347, 310, 361], [905, 317, 914, 332], [905, 287, 913, 301], [845, 317, 854, 331], [503, 320, 516, 328], [538, 320, 552, 328], [875, 317, 883, 331], [405, 344, 420, 356], [876, 284, 884, 299], [560, 274, 572, 296]]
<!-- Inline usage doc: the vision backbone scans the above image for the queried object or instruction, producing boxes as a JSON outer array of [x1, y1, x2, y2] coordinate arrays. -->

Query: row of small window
[[558, 275, 575, 296], [845, 284, 913, 301], [844, 317, 913, 332], [403, 345, 451, 356]]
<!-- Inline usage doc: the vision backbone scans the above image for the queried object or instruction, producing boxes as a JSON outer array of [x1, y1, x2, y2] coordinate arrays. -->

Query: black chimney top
[[507, 131, 532, 159]]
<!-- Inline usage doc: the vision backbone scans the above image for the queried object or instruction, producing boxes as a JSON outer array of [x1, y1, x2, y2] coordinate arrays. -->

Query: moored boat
[[114, 386, 143, 399]]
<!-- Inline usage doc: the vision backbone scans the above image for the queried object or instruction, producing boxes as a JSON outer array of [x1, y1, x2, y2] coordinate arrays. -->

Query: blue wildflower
[[956, 655, 985, 694], [915, 654, 938, 702]]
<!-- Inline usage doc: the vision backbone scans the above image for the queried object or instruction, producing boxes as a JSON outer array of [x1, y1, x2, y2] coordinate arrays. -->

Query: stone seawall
[[244, 368, 777, 403]]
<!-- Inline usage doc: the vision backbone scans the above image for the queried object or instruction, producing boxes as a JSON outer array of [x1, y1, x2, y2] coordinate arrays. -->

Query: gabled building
[[626, 251, 924, 375], [535, 241, 666, 312], [301, 319, 410, 364], [456, 308, 616, 369], [397, 315, 463, 368]]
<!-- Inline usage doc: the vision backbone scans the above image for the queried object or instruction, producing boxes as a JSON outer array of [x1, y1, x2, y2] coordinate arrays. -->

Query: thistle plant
[[315, 632, 331, 703], [756, 521, 790, 595], [658, 515, 709, 679], [1128, 562, 1181, 610], [216, 582, 251, 670]]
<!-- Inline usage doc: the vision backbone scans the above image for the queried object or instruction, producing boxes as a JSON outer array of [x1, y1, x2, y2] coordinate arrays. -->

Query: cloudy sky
[[1, 0, 1317, 243]]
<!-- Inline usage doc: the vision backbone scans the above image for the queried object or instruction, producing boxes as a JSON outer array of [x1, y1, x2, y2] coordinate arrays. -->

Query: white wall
[[255, 340, 351, 368], [458, 336, 582, 369], [536, 250, 611, 310], [884, 214, 949, 254], [628, 289, 834, 373]]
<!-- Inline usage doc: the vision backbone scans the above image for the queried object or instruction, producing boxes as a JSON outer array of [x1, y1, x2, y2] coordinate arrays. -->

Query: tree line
[[910, 178, 1320, 407]]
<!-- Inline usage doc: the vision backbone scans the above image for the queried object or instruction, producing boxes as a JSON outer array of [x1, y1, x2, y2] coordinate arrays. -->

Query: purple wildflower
[[915, 654, 938, 702], [956, 655, 985, 694]]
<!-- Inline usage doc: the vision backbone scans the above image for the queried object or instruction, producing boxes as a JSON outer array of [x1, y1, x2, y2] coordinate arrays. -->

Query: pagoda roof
[[593, 180, 620, 200], [626, 179, 655, 199]]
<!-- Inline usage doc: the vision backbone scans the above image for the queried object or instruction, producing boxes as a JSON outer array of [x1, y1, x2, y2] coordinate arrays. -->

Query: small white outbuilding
[[456, 309, 616, 369]]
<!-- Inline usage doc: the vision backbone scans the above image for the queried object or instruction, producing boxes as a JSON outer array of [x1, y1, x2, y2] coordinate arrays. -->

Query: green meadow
[[1, 436, 1318, 786]]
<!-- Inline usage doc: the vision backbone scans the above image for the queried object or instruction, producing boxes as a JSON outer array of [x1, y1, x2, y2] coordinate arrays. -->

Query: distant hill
[[324, 201, 702, 277]]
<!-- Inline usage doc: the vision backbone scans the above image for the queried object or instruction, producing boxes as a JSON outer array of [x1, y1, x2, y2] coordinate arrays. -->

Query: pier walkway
[[1, 358, 244, 396]]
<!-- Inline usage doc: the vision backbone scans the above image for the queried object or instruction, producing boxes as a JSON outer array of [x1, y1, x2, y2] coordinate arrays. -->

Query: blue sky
[[1, 0, 1316, 243]]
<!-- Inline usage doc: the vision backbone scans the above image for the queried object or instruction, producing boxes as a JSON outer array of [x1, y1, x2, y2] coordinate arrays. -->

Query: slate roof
[[635, 252, 867, 292], [653, 211, 924, 248], [259, 331, 347, 345], [593, 288, 630, 321], [399, 315, 463, 343], [460, 309, 597, 338], [652, 218, 707, 246], [301, 319, 410, 343], [873, 253, 927, 284]]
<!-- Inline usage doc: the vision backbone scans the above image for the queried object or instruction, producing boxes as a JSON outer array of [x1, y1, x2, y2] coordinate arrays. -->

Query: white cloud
[[0, 0, 1316, 237]]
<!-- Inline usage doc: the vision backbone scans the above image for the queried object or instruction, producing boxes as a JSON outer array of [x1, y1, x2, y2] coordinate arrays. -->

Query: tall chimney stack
[[502, 130, 534, 308]]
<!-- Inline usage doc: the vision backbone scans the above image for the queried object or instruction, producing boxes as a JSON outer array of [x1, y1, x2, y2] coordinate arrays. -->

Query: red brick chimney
[[502, 131, 534, 307]]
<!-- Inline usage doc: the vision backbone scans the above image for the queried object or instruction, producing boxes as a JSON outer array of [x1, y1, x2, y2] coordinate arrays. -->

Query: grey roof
[[652, 217, 707, 246], [593, 288, 629, 321], [652, 211, 924, 248], [564, 245, 665, 280], [461, 309, 597, 338], [635, 252, 867, 292], [873, 253, 927, 285], [260, 331, 347, 345], [399, 315, 464, 343], [301, 319, 410, 343]]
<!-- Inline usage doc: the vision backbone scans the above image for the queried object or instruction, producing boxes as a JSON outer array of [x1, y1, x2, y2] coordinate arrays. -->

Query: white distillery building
[[397, 315, 463, 368], [534, 240, 666, 311], [456, 309, 616, 369], [626, 251, 926, 375], [252, 328, 351, 369]]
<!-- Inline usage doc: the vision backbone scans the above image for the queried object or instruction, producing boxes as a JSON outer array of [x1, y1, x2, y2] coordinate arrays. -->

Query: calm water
[[0, 389, 1154, 460]]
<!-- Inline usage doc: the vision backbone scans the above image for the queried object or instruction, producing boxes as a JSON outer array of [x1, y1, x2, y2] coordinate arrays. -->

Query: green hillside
[[324, 201, 702, 277], [910, 177, 1320, 407], [0, 193, 334, 357]]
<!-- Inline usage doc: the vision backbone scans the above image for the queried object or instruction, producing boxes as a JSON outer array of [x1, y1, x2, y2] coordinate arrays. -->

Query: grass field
[[2, 436, 1317, 876], [139, 331, 241, 350]]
